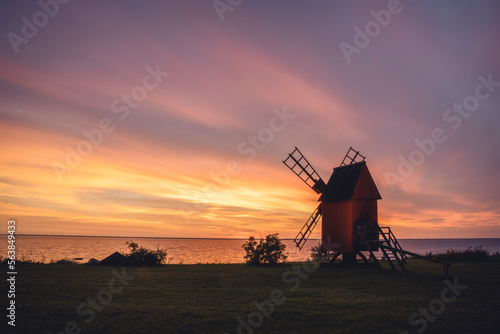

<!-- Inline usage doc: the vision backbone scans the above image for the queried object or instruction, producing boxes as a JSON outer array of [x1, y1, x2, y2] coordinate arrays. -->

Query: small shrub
[[17, 255, 44, 264], [50, 259, 76, 264], [310, 241, 335, 262], [124, 241, 168, 265], [242, 233, 287, 265], [427, 246, 491, 262]]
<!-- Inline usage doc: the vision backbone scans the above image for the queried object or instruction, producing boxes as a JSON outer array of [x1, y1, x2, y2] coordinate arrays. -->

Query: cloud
[[0, 1, 499, 238]]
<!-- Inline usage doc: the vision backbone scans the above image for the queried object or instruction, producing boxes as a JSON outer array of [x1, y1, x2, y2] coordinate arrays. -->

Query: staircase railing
[[379, 226, 407, 263]]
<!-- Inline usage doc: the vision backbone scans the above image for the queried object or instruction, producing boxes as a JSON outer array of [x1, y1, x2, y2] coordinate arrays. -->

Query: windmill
[[283, 147, 406, 268]]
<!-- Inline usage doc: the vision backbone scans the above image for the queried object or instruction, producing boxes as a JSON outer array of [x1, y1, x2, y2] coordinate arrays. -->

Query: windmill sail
[[283, 147, 326, 194], [340, 147, 366, 166], [294, 204, 322, 250]]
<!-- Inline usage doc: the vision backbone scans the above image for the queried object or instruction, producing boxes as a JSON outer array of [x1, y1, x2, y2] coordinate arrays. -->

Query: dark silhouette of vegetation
[[242, 233, 287, 265], [310, 241, 335, 262], [124, 241, 168, 265], [0, 254, 46, 264], [50, 259, 77, 264], [425, 246, 499, 262]]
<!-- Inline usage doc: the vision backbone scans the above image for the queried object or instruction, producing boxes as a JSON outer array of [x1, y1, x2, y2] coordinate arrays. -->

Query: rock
[[100, 252, 128, 265]]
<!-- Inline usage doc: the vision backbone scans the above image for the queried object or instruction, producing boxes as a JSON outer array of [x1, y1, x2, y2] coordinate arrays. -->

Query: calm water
[[2, 235, 500, 264]]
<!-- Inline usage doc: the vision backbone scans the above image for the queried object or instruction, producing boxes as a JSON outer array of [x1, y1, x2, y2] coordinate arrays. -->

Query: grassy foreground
[[2, 259, 499, 334]]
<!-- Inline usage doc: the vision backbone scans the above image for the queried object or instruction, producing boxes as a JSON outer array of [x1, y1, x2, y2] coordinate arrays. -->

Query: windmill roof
[[319, 161, 381, 202]]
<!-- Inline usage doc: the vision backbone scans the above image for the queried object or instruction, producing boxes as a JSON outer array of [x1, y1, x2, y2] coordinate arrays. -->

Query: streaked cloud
[[1, 0, 499, 238]]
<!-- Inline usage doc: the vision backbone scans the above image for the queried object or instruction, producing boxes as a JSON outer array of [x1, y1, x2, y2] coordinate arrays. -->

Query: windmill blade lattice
[[340, 147, 366, 166], [294, 203, 322, 250], [283, 147, 326, 194]]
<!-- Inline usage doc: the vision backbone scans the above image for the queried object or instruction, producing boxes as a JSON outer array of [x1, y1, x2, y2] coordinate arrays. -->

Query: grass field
[[2, 259, 499, 333]]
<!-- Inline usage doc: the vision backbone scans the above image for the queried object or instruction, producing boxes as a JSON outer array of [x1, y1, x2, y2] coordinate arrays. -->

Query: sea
[[2, 235, 500, 264]]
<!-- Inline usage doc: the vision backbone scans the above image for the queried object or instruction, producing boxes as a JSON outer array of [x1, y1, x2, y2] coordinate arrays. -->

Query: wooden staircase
[[365, 226, 407, 271], [364, 226, 451, 277], [379, 226, 407, 271]]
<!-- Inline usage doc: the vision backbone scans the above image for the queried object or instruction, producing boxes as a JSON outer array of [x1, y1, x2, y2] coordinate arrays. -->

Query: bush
[[1, 255, 45, 264], [50, 259, 76, 264], [124, 241, 168, 265], [310, 241, 335, 262], [425, 246, 491, 262], [242, 233, 287, 265]]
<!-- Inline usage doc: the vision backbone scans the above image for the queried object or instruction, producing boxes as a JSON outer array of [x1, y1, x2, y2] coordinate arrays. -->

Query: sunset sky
[[1, 1, 499, 239]]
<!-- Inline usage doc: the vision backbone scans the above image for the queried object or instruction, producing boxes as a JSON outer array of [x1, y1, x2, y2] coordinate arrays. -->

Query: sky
[[1, 0, 499, 239]]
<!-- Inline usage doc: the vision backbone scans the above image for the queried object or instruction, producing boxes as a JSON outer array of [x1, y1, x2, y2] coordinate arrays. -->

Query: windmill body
[[320, 161, 381, 255]]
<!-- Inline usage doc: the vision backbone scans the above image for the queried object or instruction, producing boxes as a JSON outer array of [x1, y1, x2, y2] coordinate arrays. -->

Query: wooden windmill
[[283, 147, 408, 269]]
